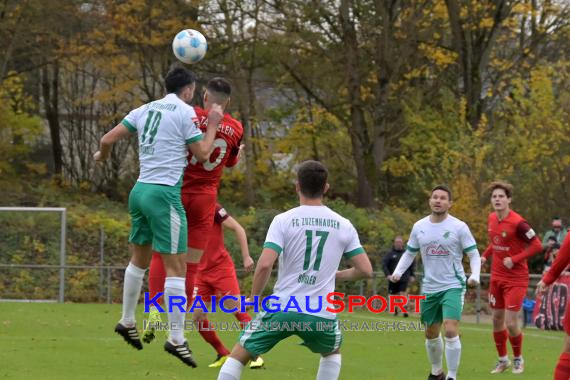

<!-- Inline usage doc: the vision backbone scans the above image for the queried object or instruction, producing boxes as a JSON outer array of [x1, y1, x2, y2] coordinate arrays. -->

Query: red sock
[[509, 333, 523, 358], [185, 263, 199, 303], [493, 330, 508, 357], [148, 253, 166, 305], [235, 312, 252, 329], [197, 319, 230, 356], [555, 352, 570, 380]]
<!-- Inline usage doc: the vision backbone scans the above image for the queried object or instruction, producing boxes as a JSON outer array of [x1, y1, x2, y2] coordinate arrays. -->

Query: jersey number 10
[[303, 230, 329, 271], [189, 138, 228, 171]]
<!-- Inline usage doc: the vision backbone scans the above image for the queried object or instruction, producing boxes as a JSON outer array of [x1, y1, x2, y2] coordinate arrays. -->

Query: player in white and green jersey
[[93, 66, 223, 367], [391, 185, 481, 380], [217, 161, 373, 380]]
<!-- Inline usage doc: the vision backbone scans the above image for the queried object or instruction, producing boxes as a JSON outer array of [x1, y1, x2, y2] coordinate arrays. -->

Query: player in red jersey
[[190, 205, 262, 369], [537, 233, 570, 380], [144, 205, 261, 368], [481, 181, 542, 375], [183, 77, 244, 296]]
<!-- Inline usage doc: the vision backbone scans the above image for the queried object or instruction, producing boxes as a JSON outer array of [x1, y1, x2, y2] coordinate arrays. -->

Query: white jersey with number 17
[[263, 205, 365, 319]]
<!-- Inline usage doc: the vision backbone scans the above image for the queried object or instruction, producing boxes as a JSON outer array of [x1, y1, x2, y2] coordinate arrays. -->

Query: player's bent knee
[[425, 324, 441, 339], [443, 320, 459, 338]]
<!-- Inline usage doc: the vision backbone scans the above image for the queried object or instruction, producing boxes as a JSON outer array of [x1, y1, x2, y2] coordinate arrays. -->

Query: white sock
[[445, 336, 461, 379], [120, 263, 146, 327], [317, 354, 342, 380], [217, 357, 244, 380], [165, 276, 186, 345], [499, 355, 509, 362], [426, 335, 444, 375]]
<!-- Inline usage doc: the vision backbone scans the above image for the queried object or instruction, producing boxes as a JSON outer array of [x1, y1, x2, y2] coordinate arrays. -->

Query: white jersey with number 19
[[121, 93, 203, 186], [263, 205, 365, 319]]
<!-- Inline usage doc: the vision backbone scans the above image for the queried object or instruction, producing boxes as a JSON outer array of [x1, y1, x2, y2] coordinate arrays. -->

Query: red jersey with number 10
[[485, 210, 540, 286], [182, 106, 243, 194]]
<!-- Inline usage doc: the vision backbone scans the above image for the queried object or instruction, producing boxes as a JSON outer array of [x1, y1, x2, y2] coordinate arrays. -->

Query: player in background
[[93, 66, 223, 367], [183, 77, 244, 297], [383, 235, 416, 317], [217, 160, 373, 380], [391, 185, 481, 380], [143, 205, 262, 369], [537, 234, 570, 380], [481, 181, 542, 374]]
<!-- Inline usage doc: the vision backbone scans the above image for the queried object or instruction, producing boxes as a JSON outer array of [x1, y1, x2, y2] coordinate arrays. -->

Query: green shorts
[[239, 311, 342, 358], [420, 287, 465, 326], [128, 181, 187, 254]]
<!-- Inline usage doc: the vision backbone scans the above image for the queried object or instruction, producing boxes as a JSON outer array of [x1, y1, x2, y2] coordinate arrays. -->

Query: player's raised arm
[[188, 104, 223, 162], [222, 215, 254, 272], [93, 122, 133, 161]]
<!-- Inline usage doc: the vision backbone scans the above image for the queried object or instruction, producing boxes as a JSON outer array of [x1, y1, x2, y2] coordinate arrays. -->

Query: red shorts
[[182, 193, 217, 250], [193, 267, 241, 303], [488, 280, 527, 311]]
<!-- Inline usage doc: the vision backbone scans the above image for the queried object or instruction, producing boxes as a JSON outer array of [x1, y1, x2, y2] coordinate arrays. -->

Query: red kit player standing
[[481, 181, 542, 374]]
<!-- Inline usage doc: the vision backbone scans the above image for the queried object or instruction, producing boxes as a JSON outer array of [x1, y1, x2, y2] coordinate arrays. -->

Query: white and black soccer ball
[[172, 29, 207, 64]]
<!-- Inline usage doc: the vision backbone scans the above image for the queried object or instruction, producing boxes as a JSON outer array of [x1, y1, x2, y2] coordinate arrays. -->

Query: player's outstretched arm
[[222, 216, 254, 272], [466, 250, 481, 286], [336, 253, 373, 282], [250, 248, 278, 299], [391, 251, 416, 282], [188, 104, 224, 162], [93, 123, 132, 161]]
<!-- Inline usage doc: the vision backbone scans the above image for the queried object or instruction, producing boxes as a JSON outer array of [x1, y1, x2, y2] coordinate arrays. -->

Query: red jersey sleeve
[[511, 221, 542, 264], [543, 234, 570, 285], [225, 137, 242, 168]]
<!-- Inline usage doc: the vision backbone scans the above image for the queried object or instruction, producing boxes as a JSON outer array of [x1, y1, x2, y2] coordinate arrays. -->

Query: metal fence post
[[107, 268, 112, 304], [59, 209, 67, 303]]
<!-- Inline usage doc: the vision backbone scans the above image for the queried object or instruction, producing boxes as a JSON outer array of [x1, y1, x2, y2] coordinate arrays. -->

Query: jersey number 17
[[303, 230, 329, 271]]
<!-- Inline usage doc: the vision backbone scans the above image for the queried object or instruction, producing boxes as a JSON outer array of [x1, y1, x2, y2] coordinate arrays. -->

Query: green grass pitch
[[0, 303, 562, 379]]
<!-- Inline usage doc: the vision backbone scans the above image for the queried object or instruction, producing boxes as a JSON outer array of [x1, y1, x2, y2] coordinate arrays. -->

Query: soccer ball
[[172, 29, 207, 64]]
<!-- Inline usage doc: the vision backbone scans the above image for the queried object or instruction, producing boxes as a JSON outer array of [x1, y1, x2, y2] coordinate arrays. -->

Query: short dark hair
[[206, 77, 232, 102], [488, 181, 513, 198], [164, 66, 196, 94], [297, 160, 328, 199], [431, 184, 452, 201]]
